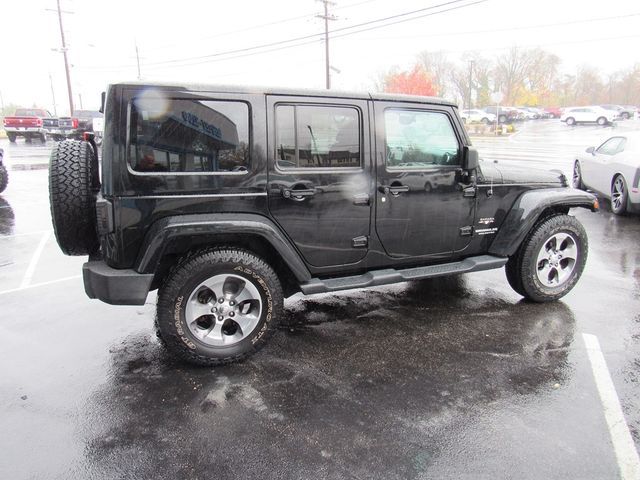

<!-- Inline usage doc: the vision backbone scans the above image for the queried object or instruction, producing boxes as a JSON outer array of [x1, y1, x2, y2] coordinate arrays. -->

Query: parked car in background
[[561, 106, 618, 126], [600, 104, 632, 120], [483, 106, 518, 123], [460, 109, 495, 124], [544, 107, 563, 119], [515, 108, 537, 120], [2, 108, 55, 143], [50, 110, 104, 142], [573, 133, 640, 215], [621, 105, 638, 119]]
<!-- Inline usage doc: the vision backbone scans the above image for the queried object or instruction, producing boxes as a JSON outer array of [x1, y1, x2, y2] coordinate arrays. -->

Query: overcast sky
[[3, 0, 639, 115]]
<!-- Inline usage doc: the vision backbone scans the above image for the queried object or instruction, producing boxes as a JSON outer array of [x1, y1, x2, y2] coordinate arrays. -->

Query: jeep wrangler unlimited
[[48, 83, 598, 366]]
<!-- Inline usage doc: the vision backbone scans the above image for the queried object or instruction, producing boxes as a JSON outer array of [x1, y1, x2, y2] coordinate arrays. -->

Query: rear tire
[[49, 140, 100, 255], [39, 133, 47, 143], [566, 117, 575, 126], [506, 214, 587, 302], [611, 175, 628, 215], [596, 117, 607, 126], [0, 165, 8, 193], [622, 112, 630, 120], [7, 133, 17, 143], [156, 248, 283, 366]]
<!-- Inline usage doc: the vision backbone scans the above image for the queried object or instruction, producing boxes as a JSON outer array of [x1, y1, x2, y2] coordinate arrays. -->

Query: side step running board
[[299, 255, 507, 295]]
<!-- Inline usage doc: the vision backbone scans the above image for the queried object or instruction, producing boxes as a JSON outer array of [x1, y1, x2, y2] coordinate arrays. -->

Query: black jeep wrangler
[[48, 83, 598, 366]]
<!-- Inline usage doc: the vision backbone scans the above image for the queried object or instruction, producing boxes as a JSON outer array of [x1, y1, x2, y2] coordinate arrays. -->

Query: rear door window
[[275, 104, 361, 170]]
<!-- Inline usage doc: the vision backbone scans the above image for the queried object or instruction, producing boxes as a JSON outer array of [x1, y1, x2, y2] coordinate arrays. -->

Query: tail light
[[35, 118, 43, 127], [2, 118, 6, 127], [71, 118, 79, 129]]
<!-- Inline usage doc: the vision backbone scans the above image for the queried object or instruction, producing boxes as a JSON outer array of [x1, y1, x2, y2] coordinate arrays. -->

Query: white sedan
[[561, 106, 618, 126], [572, 134, 640, 215], [460, 109, 495, 124]]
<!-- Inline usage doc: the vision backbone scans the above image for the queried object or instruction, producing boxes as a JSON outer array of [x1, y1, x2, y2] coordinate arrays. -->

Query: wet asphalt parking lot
[[1, 119, 640, 479]]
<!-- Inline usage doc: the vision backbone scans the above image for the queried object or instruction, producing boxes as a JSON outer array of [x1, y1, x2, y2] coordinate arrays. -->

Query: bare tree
[[493, 47, 534, 105], [416, 50, 454, 98]]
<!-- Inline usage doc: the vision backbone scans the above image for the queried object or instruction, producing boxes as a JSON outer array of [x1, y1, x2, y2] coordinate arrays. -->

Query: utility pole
[[467, 60, 474, 109], [316, 0, 336, 90], [78, 93, 83, 110], [55, 0, 74, 115], [49, 73, 58, 115]]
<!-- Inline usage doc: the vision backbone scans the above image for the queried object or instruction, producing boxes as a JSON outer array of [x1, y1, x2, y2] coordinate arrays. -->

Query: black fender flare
[[134, 213, 311, 282], [488, 188, 598, 257]]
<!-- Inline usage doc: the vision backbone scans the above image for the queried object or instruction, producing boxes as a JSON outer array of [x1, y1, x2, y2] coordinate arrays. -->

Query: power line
[[143, 0, 380, 52], [137, 0, 488, 72], [79, 0, 476, 68], [350, 11, 640, 41]]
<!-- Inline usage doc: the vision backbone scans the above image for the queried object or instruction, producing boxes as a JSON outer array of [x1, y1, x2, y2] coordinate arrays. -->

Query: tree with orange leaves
[[384, 65, 437, 96]]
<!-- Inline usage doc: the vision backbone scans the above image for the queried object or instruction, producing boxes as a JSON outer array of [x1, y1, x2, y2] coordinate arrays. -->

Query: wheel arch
[[488, 188, 598, 257], [135, 213, 311, 297]]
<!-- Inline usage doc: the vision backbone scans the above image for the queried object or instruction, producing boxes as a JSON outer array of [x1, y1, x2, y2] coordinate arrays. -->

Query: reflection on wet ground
[[81, 277, 576, 479], [0, 196, 15, 235]]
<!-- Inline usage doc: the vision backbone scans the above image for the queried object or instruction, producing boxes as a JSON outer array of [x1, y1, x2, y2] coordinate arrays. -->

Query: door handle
[[282, 187, 316, 200], [379, 184, 409, 195]]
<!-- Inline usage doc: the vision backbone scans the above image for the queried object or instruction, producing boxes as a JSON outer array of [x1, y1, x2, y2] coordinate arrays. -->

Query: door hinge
[[352, 236, 368, 248], [460, 226, 473, 237]]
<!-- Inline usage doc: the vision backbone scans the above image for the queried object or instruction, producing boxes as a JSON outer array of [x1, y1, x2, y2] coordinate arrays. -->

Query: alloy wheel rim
[[612, 178, 625, 211], [536, 232, 578, 288], [185, 273, 263, 347]]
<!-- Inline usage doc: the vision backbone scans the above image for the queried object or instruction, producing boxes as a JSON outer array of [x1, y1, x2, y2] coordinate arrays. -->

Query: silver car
[[572, 134, 640, 215]]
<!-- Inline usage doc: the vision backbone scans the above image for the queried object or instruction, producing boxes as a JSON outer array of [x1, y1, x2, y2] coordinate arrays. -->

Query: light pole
[[467, 60, 474, 110], [49, 73, 58, 115]]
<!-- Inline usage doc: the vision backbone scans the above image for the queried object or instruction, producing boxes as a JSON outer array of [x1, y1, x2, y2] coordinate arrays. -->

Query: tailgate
[[4, 117, 40, 127]]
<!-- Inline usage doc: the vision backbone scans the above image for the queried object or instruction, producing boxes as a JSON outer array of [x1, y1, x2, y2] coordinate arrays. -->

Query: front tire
[[611, 175, 628, 215], [506, 214, 588, 302], [156, 248, 283, 366]]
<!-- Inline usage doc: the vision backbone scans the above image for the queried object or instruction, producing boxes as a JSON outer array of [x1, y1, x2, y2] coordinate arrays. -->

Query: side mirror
[[586, 146, 595, 155], [463, 146, 479, 171]]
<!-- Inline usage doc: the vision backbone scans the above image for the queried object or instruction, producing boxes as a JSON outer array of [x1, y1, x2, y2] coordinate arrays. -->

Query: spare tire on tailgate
[[49, 140, 100, 255]]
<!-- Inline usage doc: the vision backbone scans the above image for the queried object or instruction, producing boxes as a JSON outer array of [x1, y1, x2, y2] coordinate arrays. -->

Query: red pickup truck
[[2, 108, 56, 143]]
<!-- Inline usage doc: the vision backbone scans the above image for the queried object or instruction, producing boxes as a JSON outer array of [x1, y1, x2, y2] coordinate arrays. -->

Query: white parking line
[[19, 231, 51, 289], [0, 275, 81, 296], [583, 333, 640, 480]]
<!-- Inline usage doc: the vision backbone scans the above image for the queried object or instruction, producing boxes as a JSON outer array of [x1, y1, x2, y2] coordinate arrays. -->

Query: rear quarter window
[[129, 97, 250, 175]]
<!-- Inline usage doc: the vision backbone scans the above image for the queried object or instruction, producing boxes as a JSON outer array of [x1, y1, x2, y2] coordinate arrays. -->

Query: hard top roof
[[112, 81, 458, 108]]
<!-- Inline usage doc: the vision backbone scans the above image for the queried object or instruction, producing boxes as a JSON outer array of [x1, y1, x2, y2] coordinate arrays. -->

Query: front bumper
[[83, 261, 154, 305]]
